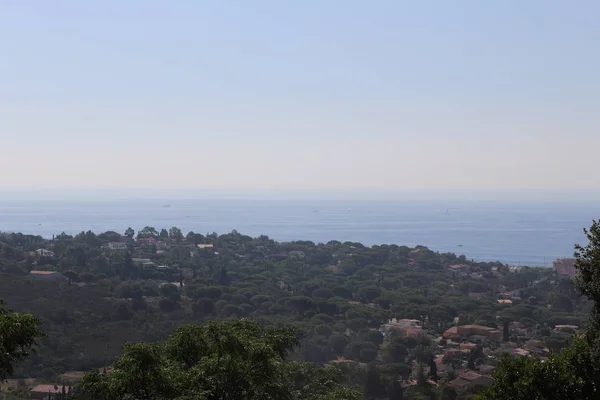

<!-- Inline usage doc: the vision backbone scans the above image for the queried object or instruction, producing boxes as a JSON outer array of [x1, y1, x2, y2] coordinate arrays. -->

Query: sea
[[0, 198, 597, 267]]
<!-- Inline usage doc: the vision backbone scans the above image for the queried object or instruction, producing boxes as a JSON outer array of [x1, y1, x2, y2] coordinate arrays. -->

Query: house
[[460, 342, 478, 352], [197, 244, 214, 249], [155, 240, 169, 250], [450, 371, 493, 392], [444, 349, 463, 358], [103, 242, 128, 251], [35, 249, 55, 258], [403, 326, 424, 339], [497, 299, 512, 305], [380, 318, 422, 336], [554, 324, 579, 332], [30, 384, 62, 399], [554, 258, 577, 277], [137, 237, 169, 249], [510, 348, 530, 357], [29, 271, 67, 281], [456, 325, 502, 342], [443, 326, 459, 339]]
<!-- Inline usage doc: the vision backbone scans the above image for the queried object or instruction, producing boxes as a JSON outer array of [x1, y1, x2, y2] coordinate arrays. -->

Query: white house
[[35, 249, 55, 258], [103, 242, 128, 251]]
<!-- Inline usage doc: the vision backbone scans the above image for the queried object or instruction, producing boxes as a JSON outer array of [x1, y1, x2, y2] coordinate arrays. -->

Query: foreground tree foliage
[[477, 337, 595, 400], [74, 319, 361, 400], [574, 220, 600, 364], [477, 220, 600, 400], [0, 300, 43, 380]]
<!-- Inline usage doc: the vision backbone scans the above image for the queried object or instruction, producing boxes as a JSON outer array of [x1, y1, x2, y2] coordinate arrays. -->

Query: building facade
[[554, 258, 577, 278]]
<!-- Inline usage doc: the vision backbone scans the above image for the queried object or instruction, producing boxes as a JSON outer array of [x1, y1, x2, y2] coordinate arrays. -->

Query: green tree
[[477, 337, 595, 400], [429, 357, 437, 380], [357, 286, 382, 303], [386, 379, 404, 400], [63, 270, 79, 284], [574, 220, 600, 362], [0, 300, 44, 380], [386, 342, 408, 363], [416, 365, 428, 389], [216, 264, 229, 285], [440, 386, 458, 400], [138, 226, 158, 238], [329, 334, 349, 356], [76, 319, 360, 400], [169, 227, 184, 243], [363, 364, 384, 400]]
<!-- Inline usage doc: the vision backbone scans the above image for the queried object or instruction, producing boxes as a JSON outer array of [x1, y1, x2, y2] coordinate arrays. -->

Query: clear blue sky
[[1, 1, 599, 194]]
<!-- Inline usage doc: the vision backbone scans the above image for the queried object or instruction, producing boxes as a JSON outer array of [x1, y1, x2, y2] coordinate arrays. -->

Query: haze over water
[[0, 197, 593, 267]]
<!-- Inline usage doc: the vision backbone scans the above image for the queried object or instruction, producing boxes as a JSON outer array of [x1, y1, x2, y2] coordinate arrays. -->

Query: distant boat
[[162, 204, 171, 208], [458, 244, 463, 247], [446, 209, 450, 215]]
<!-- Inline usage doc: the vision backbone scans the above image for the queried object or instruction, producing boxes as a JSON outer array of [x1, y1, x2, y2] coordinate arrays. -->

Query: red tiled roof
[[31, 385, 62, 394], [443, 326, 458, 338], [460, 325, 495, 331]]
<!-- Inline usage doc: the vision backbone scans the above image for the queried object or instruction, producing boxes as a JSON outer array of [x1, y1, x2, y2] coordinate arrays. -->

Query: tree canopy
[[0, 224, 595, 399], [74, 319, 360, 400], [0, 300, 43, 380]]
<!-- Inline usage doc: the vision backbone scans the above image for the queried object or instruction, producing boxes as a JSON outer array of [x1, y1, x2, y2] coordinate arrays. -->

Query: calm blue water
[[0, 199, 596, 266]]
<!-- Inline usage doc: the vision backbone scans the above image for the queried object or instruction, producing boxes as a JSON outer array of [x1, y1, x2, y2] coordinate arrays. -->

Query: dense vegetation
[[0, 224, 593, 399]]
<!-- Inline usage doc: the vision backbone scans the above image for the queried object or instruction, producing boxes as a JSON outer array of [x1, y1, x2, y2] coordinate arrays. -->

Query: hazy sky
[[1, 1, 599, 193]]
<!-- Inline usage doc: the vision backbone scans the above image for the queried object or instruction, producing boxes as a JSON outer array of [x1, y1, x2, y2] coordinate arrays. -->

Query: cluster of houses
[[372, 316, 563, 393]]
